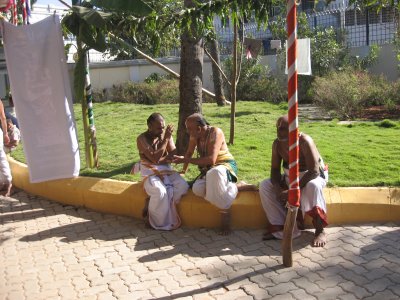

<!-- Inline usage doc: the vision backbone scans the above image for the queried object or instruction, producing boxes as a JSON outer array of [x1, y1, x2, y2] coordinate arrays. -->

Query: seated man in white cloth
[[173, 113, 256, 235], [0, 100, 12, 196], [259, 115, 328, 247], [135, 113, 189, 230]]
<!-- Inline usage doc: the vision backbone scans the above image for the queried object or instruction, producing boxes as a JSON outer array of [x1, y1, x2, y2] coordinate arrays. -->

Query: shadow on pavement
[[153, 264, 285, 300], [2, 189, 316, 261]]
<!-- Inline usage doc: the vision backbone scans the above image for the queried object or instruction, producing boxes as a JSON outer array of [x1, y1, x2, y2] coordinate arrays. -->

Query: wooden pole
[[229, 20, 238, 145], [282, 0, 300, 267]]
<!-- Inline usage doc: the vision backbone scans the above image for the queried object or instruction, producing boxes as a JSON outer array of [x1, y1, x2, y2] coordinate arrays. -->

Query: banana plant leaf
[[71, 6, 111, 29], [63, 7, 109, 52]]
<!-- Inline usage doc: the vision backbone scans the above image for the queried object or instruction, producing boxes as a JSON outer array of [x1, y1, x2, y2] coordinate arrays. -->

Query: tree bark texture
[[176, 0, 204, 154], [229, 21, 238, 145], [207, 38, 226, 106]]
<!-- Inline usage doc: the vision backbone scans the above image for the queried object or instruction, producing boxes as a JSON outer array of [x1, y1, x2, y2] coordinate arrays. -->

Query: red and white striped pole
[[282, 0, 300, 267], [12, 0, 18, 25], [22, 0, 27, 25]]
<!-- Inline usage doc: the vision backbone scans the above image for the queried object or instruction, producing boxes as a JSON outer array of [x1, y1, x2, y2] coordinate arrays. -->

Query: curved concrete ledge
[[9, 157, 400, 229]]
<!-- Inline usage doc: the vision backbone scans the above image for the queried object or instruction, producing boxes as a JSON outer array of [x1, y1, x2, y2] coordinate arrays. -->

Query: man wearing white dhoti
[[0, 100, 12, 196], [259, 115, 328, 247], [136, 113, 189, 230], [173, 113, 256, 235]]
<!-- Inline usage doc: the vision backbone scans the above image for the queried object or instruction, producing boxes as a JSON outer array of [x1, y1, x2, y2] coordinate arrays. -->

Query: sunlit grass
[[11, 102, 400, 187]]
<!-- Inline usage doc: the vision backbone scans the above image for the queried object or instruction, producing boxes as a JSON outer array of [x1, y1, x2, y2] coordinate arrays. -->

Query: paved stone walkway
[[298, 105, 333, 121], [1, 189, 399, 300]]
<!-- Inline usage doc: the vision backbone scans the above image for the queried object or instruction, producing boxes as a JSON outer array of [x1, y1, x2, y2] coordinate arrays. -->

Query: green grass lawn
[[11, 101, 400, 187]]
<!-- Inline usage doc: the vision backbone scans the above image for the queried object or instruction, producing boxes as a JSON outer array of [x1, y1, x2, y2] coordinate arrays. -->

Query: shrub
[[92, 79, 179, 105], [310, 71, 365, 119], [376, 119, 397, 128], [310, 71, 399, 120], [144, 72, 175, 83], [223, 56, 286, 103], [360, 74, 395, 107], [390, 80, 400, 106], [235, 76, 286, 103]]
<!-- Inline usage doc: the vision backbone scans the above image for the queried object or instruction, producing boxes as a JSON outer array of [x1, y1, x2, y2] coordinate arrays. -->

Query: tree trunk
[[229, 21, 238, 145], [207, 38, 226, 106], [176, 0, 204, 154]]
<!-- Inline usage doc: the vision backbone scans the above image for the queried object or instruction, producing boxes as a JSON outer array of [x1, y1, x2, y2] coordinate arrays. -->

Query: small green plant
[[144, 72, 174, 83], [377, 119, 397, 128]]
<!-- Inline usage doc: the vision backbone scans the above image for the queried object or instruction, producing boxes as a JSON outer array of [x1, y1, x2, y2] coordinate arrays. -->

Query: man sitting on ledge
[[135, 113, 189, 230], [259, 115, 328, 247], [173, 113, 256, 235]]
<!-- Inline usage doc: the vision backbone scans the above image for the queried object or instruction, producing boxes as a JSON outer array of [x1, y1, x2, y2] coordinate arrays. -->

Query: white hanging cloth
[[285, 38, 312, 76], [2, 15, 80, 183]]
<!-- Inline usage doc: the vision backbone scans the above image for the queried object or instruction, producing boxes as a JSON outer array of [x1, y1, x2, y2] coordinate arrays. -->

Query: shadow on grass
[[210, 111, 263, 119]]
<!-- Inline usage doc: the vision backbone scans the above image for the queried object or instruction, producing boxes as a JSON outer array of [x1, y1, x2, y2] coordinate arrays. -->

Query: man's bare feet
[[237, 181, 258, 192], [312, 230, 327, 247], [219, 209, 231, 235], [312, 215, 326, 247], [4, 183, 12, 197], [0, 183, 12, 197]]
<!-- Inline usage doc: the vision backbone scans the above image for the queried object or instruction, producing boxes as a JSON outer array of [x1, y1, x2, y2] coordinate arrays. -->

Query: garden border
[[9, 157, 400, 228]]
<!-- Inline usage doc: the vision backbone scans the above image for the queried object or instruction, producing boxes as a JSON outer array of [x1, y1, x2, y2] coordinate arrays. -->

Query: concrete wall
[[350, 44, 398, 81], [369, 44, 398, 81], [74, 57, 215, 94], [69, 54, 280, 96]]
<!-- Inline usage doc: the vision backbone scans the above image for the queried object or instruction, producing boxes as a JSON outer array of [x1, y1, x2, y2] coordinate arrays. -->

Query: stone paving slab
[[1, 189, 399, 300]]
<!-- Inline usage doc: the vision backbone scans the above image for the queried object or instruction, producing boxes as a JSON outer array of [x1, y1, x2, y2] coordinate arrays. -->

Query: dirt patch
[[359, 105, 400, 121]]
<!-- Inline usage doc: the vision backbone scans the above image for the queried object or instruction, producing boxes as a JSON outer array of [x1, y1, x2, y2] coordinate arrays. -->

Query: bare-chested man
[[173, 113, 256, 234], [259, 115, 328, 247], [135, 113, 189, 230]]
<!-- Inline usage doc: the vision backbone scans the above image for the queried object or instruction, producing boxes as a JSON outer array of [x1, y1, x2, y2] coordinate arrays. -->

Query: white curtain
[[2, 15, 80, 183]]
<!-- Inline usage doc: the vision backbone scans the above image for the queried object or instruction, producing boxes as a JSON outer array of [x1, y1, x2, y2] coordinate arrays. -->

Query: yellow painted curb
[[9, 158, 400, 229]]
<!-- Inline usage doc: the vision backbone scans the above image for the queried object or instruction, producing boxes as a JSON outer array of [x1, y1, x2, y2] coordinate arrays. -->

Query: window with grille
[[382, 7, 394, 23], [356, 9, 366, 25], [345, 10, 355, 26], [369, 10, 380, 24]]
